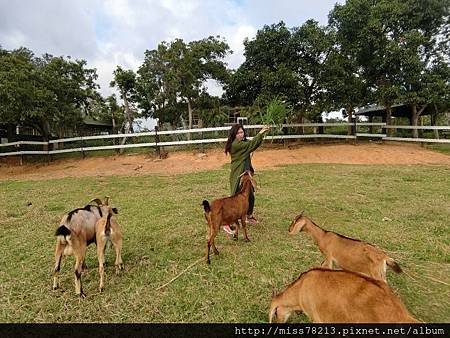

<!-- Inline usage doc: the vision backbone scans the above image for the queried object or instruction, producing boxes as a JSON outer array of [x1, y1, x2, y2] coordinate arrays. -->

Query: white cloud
[[0, 0, 343, 99], [0, 0, 98, 59], [225, 24, 257, 69]]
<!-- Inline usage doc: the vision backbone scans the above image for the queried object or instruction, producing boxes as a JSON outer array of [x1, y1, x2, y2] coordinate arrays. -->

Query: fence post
[[198, 119, 204, 153], [352, 117, 357, 144], [18, 141, 23, 166], [81, 136, 85, 159], [46, 139, 50, 164], [381, 115, 387, 140]]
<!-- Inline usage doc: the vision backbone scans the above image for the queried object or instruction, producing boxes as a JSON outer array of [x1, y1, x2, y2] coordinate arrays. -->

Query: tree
[[39, 54, 99, 138], [137, 36, 230, 130], [0, 47, 42, 135], [195, 93, 228, 127], [324, 21, 368, 134], [110, 66, 138, 133], [329, 0, 450, 136], [225, 21, 334, 123], [290, 20, 334, 122], [104, 94, 124, 133], [322, 46, 367, 134], [395, 0, 450, 137], [225, 22, 297, 109], [329, 0, 401, 135], [0, 47, 99, 141]]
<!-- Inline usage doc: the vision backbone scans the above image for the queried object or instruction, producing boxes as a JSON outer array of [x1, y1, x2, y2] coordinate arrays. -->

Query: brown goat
[[288, 213, 401, 282], [52, 197, 123, 297], [95, 203, 124, 292], [269, 268, 418, 323], [202, 171, 256, 264]]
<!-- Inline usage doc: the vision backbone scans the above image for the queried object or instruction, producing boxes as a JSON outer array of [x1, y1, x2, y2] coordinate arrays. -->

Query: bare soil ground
[[1, 142, 449, 181]]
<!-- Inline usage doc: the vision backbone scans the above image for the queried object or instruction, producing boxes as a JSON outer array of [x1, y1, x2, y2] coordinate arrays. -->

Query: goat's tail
[[55, 225, 71, 244], [268, 303, 277, 323], [202, 200, 211, 213], [386, 257, 402, 273], [105, 214, 112, 236]]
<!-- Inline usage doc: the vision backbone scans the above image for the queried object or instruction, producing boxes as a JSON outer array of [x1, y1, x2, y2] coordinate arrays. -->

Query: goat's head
[[288, 211, 307, 234], [269, 288, 295, 323], [239, 171, 257, 190], [89, 196, 119, 217]]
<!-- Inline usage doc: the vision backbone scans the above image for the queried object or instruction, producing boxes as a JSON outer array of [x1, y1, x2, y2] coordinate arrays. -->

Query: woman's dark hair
[[225, 124, 246, 155]]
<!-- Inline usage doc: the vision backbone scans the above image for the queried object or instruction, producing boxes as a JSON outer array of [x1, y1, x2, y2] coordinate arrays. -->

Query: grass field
[[425, 144, 450, 155], [0, 163, 449, 323]]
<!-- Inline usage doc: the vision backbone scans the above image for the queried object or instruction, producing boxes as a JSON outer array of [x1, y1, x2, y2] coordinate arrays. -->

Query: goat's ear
[[104, 196, 110, 206], [272, 288, 277, 297], [112, 207, 118, 214], [300, 210, 304, 217], [251, 176, 257, 190], [89, 198, 103, 205]]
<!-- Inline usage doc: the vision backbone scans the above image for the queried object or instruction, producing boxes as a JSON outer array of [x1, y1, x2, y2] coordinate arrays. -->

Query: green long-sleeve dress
[[229, 132, 265, 195]]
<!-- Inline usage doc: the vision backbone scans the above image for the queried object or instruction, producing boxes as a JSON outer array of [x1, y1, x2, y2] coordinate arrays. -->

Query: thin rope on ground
[[155, 257, 204, 291]]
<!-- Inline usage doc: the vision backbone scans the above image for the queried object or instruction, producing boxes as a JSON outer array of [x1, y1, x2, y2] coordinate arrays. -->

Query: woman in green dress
[[223, 124, 271, 234]]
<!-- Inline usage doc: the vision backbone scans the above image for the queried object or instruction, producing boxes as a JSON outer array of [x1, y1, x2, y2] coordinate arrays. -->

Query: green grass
[[0, 164, 449, 323], [424, 144, 450, 155]]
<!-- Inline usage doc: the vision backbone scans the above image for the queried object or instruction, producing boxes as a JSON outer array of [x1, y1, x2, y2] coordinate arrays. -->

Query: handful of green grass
[[260, 98, 292, 134]]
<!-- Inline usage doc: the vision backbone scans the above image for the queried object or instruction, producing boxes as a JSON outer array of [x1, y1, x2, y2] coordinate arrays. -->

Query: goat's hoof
[[115, 264, 124, 274], [99, 287, 104, 293], [244, 238, 250, 242], [78, 292, 86, 299], [206, 259, 211, 265], [52, 285, 59, 290]]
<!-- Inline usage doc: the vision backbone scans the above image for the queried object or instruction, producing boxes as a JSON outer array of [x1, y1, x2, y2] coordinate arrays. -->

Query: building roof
[[83, 116, 113, 127], [356, 104, 432, 117]]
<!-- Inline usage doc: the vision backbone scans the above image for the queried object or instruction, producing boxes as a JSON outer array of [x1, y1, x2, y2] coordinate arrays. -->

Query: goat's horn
[[104, 196, 110, 205], [238, 171, 246, 178], [89, 198, 103, 205], [300, 210, 304, 216]]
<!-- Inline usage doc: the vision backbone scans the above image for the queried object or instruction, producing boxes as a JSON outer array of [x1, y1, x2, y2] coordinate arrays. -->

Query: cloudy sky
[[0, 0, 342, 99]]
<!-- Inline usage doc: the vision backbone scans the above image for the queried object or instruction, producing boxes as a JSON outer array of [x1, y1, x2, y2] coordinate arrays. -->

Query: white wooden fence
[[1, 122, 449, 158]]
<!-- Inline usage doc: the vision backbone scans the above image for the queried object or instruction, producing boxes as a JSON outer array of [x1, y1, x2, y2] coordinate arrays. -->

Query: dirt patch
[[0, 142, 449, 181]]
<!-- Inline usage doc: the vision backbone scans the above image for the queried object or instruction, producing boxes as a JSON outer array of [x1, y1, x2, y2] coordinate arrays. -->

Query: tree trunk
[[411, 104, 419, 138], [42, 120, 51, 155], [299, 115, 304, 135], [7, 124, 15, 142], [347, 106, 354, 136], [119, 92, 133, 154], [368, 115, 373, 134], [111, 111, 117, 132], [411, 104, 427, 139], [317, 115, 324, 134], [432, 104, 439, 139], [111, 110, 119, 153], [385, 105, 392, 137], [187, 99, 193, 141]]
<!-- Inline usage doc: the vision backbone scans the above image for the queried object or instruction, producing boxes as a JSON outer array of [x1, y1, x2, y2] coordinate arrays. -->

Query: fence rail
[[1, 122, 449, 158]]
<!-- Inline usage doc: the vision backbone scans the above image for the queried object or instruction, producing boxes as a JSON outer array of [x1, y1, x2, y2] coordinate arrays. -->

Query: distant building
[[355, 103, 433, 122], [226, 107, 249, 126], [0, 116, 114, 143]]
